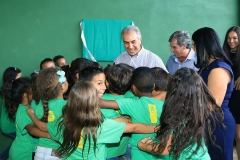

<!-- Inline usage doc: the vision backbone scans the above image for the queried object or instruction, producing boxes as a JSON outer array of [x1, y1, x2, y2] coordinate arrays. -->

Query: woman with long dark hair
[[192, 27, 235, 160], [223, 26, 240, 159]]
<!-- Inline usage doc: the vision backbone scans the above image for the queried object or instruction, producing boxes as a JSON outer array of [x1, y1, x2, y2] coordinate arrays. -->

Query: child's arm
[[27, 108, 48, 132], [124, 123, 159, 134], [99, 99, 120, 109], [137, 135, 172, 156], [113, 116, 132, 123], [25, 124, 51, 139]]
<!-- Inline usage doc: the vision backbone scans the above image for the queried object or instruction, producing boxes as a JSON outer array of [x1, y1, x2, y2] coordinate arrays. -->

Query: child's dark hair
[[2, 67, 21, 84], [57, 81, 103, 158], [79, 67, 104, 81], [8, 77, 32, 121], [151, 67, 171, 91], [30, 71, 40, 104], [154, 68, 223, 159], [53, 55, 65, 66], [132, 67, 155, 93], [69, 58, 95, 81], [60, 65, 72, 100], [104, 64, 133, 95], [1, 67, 21, 97], [61, 58, 95, 99], [1, 67, 21, 121], [37, 67, 64, 122], [92, 61, 102, 69], [40, 58, 53, 70]]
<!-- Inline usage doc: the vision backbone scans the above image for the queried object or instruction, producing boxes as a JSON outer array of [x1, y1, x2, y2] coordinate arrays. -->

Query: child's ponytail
[[1, 67, 21, 121], [9, 77, 31, 121], [41, 98, 49, 122], [30, 71, 40, 104], [3, 79, 15, 121], [37, 68, 66, 122]]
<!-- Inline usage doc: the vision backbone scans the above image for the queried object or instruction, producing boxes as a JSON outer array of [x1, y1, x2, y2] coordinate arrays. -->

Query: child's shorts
[[34, 146, 62, 160]]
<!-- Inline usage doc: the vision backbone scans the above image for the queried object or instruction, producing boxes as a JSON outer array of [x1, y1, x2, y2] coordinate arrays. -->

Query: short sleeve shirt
[[9, 104, 34, 160], [47, 118, 126, 160], [116, 96, 166, 160], [124, 91, 136, 98], [0, 98, 16, 133], [102, 93, 130, 158], [101, 94, 124, 118], [35, 98, 66, 149], [170, 139, 210, 160]]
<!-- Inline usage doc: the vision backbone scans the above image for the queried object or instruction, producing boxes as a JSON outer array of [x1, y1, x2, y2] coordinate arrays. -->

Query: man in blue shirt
[[166, 30, 198, 74]]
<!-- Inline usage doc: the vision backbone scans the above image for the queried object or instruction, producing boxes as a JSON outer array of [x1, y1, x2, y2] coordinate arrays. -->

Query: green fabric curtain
[[81, 19, 133, 61]]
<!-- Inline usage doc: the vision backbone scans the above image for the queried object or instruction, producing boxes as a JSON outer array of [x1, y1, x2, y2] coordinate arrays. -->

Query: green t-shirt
[[9, 104, 34, 160], [35, 98, 66, 149], [48, 118, 126, 160], [116, 96, 167, 160], [101, 94, 122, 119], [31, 99, 41, 111], [0, 98, 16, 133], [150, 138, 210, 159], [30, 100, 42, 151], [102, 93, 130, 158], [169, 138, 210, 160], [124, 91, 135, 98]]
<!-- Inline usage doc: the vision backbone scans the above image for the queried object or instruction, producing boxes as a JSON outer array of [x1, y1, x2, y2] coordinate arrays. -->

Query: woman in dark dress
[[223, 26, 240, 159], [192, 27, 236, 160]]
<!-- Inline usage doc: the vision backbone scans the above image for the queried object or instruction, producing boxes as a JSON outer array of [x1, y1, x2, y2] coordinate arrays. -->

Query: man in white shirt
[[114, 25, 168, 72]]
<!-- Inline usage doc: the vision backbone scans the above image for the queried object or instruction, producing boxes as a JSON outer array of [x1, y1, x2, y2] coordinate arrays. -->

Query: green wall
[[0, 0, 239, 153], [0, 0, 239, 81]]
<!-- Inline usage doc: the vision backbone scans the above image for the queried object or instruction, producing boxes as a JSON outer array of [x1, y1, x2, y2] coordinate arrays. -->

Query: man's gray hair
[[121, 25, 142, 39], [169, 31, 191, 49]]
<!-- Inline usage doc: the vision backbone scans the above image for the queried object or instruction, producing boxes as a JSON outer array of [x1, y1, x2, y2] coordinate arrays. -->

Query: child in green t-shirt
[[27, 81, 157, 160], [103, 63, 134, 159], [29, 67, 69, 160], [9, 77, 50, 160], [100, 67, 167, 160], [79, 66, 129, 123], [0, 67, 21, 160], [138, 68, 223, 159]]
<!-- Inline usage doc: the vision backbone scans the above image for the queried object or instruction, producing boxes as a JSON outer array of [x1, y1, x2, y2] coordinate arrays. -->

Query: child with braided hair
[[8, 77, 50, 160], [31, 67, 68, 160], [27, 81, 157, 159]]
